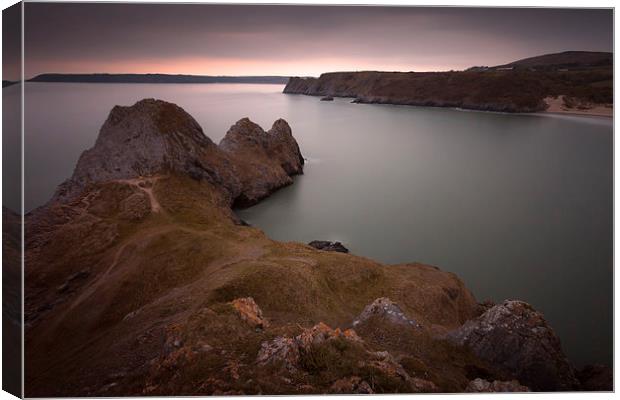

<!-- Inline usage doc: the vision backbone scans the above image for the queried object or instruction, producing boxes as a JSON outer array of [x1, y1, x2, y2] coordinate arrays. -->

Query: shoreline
[[543, 96, 613, 118], [309, 93, 614, 119]]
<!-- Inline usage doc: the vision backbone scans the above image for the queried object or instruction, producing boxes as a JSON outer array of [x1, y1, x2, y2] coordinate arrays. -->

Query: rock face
[[53, 99, 303, 208], [447, 300, 579, 391], [230, 297, 269, 329], [220, 117, 304, 207], [353, 297, 420, 328], [308, 240, 349, 253], [465, 378, 529, 393]]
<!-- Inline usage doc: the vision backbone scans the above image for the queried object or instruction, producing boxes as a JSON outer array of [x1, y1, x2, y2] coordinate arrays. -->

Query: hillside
[[23, 99, 609, 396], [28, 74, 289, 84], [284, 52, 612, 113], [500, 51, 612, 69]]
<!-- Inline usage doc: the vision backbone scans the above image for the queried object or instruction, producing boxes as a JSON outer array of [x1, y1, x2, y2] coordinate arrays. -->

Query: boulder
[[447, 300, 579, 391], [353, 297, 420, 328], [308, 240, 349, 253], [365, 351, 438, 393], [465, 378, 529, 392], [329, 376, 373, 394], [230, 297, 269, 329]]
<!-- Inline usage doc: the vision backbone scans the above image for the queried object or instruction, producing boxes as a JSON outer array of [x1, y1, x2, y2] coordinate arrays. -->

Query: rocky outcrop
[[284, 64, 612, 113], [308, 240, 348, 253], [447, 300, 579, 391], [465, 378, 529, 392], [353, 297, 420, 328], [256, 322, 437, 393], [230, 297, 269, 329], [256, 322, 362, 372], [329, 377, 373, 394], [52, 99, 303, 208], [220, 117, 304, 207]]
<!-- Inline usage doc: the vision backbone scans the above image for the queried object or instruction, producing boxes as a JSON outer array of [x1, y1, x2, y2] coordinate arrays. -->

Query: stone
[[320, 96, 334, 101], [256, 336, 300, 373], [447, 300, 579, 391], [330, 377, 373, 394], [465, 378, 529, 392], [230, 297, 269, 329], [353, 297, 420, 328], [365, 351, 438, 393], [256, 322, 362, 372], [308, 240, 349, 253]]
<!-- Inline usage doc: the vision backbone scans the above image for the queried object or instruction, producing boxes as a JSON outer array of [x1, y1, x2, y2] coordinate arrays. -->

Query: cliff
[[52, 98, 303, 208], [24, 99, 608, 396], [284, 52, 612, 113]]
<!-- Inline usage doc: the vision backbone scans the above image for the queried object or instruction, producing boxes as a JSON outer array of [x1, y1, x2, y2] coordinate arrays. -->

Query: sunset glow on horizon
[[20, 4, 613, 80]]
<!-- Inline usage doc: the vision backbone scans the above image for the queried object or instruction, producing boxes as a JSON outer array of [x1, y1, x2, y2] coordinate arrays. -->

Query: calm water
[[20, 83, 612, 367]]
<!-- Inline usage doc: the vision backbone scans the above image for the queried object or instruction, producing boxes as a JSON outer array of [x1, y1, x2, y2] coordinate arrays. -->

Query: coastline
[[542, 96, 613, 118], [307, 92, 614, 119]]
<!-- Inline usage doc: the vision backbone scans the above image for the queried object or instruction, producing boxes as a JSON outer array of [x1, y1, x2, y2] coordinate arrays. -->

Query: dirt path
[[115, 176, 163, 213]]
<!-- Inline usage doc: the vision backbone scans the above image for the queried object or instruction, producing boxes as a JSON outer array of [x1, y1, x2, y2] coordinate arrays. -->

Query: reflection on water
[[20, 82, 612, 368]]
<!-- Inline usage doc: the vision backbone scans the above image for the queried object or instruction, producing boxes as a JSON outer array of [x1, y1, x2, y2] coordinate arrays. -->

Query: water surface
[[21, 82, 613, 368]]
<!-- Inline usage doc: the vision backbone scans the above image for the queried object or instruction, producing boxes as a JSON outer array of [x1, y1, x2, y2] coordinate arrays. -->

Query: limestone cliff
[[53, 99, 303, 208], [284, 66, 612, 113]]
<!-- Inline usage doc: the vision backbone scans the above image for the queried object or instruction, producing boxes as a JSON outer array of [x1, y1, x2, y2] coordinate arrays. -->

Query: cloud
[[23, 4, 613, 77]]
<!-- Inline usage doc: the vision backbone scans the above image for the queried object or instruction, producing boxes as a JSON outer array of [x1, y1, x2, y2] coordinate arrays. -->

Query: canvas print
[[1, 2, 614, 397]]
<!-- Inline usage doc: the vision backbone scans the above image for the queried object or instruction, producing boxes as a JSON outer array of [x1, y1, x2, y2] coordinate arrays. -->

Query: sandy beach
[[544, 96, 613, 118]]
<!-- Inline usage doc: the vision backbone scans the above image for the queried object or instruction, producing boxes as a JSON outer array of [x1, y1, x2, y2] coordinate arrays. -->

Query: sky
[[20, 4, 613, 79]]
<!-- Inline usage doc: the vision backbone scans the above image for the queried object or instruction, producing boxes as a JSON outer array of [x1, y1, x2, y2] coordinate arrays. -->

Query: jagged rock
[[256, 336, 299, 373], [353, 297, 420, 328], [330, 377, 373, 394], [447, 300, 579, 391], [52, 99, 303, 208], [256, 322, 362, 372], [365, 351, 438, 393], [60, 99, 226, 197], [295, 322, 362, 348], [368, 351, 411, 381], [308, 240, 349, 253], [219, 117, 304, 207], [230, 297, 269, 329], [465, 378, 529, 392], [576, 364, 613, 391]]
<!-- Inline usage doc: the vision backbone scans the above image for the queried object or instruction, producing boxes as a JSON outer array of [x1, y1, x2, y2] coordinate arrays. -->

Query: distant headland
[[284, 51, 613, 117], [27, 73, 290, 84]]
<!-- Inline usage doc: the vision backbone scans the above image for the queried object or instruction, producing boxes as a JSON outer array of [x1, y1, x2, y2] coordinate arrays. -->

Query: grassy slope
[[24, 174, 488, 396]]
